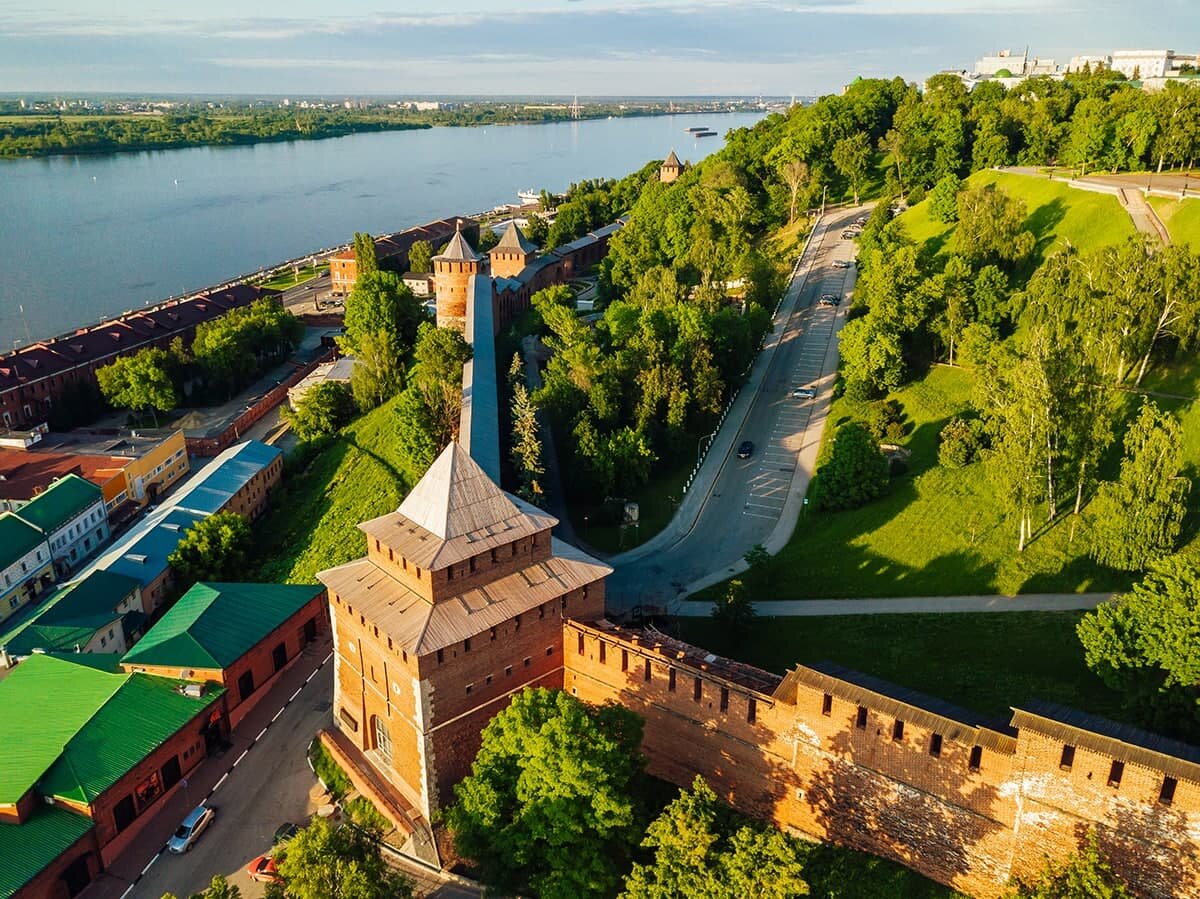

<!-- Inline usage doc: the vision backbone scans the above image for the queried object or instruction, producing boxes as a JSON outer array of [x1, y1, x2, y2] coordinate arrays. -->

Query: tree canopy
[[96, 347, 179, 425], [811, 423, 890, 512], [283, 381, 357, 442], [1006, 833, 1134, 899], [276, 816, 413, 899], [445, 687, 646, 899], [167, 511, 252, 593]]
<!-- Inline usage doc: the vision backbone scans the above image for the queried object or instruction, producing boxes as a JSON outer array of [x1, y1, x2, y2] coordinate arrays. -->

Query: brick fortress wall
[[561, 620, 1200, 899]]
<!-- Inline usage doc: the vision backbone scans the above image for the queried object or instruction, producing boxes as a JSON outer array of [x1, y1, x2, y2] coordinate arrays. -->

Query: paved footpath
[[675, 592, 1113, 617]]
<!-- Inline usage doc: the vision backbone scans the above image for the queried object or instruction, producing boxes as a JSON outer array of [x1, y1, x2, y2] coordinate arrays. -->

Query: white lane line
[[746, 501, 785, 511], [289, 687, 303, 702], [234, 749, 249, 767], [743, 510, 777, 520], [272, 707, 286, 722], [322, 652, 333, 665], [141, 853, 161, 876], [255, 727, 269, 742], [121, 885, 137, 899], [212, 772, 229, 792], [306, 668, 320, 683]]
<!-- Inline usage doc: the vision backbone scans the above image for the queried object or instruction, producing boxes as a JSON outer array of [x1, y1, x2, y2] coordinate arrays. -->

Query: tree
[[510, 382, 544, 504], [623, 777, 808, 899], [393, 385, 439, 481], [831, 132, 872, 205], [1006, 832, 1133, 899], [341, 271, 423, 359], [955, 184, 1035, 269], [711, 579, 756, 631], [352, 231, 378, 276], [167, 512, 252, 592], [276, 816, 413, 899], [96, 348, 179, 426], [938, 417, 986, 468], [190, 875, 241, 899], [191, 300, 303, 400], [1088, 401, 1189, 571], [350, 328, 406, 411], [411, 323, 472, 445], [1077, 554, 1200, 738], [282, 381, 356, 441], [811, 423, 889, 512], [927, 173, 961, 223], [778, 159, 810, 223], [743, 544, 771, 582], [407, 239, 433, 274], [445, 687, 645, 899]]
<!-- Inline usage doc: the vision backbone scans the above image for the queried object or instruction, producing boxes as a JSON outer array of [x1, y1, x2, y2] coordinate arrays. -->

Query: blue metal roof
[[102, 509, 204, 587], [167, 441, 281, 516]]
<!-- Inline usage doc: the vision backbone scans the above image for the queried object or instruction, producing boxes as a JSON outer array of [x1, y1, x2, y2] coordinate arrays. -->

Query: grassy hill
[[899, 170, 1136, 260], [1149, 195, 1200, 250]]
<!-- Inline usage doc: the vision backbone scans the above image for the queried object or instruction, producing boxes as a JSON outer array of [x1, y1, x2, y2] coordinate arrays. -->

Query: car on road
[[247, 854, 283, 884], [737, 440, 754, 459], [273, 822, 299, 844], [818, 294, 841, 307], [167, 805, 216, 854], [832, 259, 853, 269], [842, 230, 858, 239], [854, 216, 869, 226], [792, 387, 817, 399]]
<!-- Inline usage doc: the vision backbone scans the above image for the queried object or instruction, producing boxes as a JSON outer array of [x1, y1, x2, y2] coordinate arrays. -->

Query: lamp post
[[697, 429, 717, 467]]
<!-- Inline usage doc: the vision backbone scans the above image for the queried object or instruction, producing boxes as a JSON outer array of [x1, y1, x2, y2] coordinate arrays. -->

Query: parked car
[[842, 230, 857, 239], [832, 259, 853, 269], [247, 854, 282, 884], [737, 440, 754, 459], [273, 822, 299, 844], [167, 805, 216, 854], [818, 294, 841, 307], [854, 216, 869, 226], [792, 387, 817, 399]]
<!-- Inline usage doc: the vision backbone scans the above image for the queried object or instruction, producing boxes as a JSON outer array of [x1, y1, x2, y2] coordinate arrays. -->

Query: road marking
[[213, 772, 229, 792], [234, 749, 249, 767], [121, 885, 137, 899], [255, 727, 268, 742], [272, 707, 286, 722], [746, 501, 785, 511], [290, 687, 303, 702], [306, 668, 320, 683], [323, 651, 333, 665], [743, 510, 776, 520], [141, 853, 161, 876]]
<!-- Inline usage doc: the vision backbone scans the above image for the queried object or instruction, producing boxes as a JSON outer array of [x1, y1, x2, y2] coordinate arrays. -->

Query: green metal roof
[[0, 513, 47, 571], [0, 654, 222, 806], [121, 582, 324, 670], [0, 804, 94, 899], [0, 571, 138, 656], [16, 474, 102, 534]]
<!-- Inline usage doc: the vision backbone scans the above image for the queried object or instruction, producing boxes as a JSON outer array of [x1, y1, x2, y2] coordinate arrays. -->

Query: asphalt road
[[606, 205, 867, 613], [280, 271, 335, 313]]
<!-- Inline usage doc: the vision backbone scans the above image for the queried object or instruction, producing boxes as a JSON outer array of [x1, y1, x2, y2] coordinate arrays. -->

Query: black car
[[737, 440, 754, 459], [818, 294, 841, 307]]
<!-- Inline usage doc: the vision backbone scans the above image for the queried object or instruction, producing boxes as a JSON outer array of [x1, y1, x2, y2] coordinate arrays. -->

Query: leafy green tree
[[393, 385, 440, 481], [623, 777, 808, 899], [168, 512, 252, 593], [938, 417, 987, 468], [446, 687, 646, 899], [511, 382, 544, 504], [778, 159, 810, 223], [927, 173, 961, 223], [411, 323, 472, 445], [352, 231, 378, 276], [831, 132, 872, 205], [350, 328, 406, 411], [743, 544, 771, 582], [1088, 401, 1189, 571], [191, 300, 303, 399], [955, 184, 1035, 269], [1005, 832, 1133, 899], [341, 271, 423, 358], [811, 423, 889, 512], [276, 816, 412, 899], [407, 239, 433, 274], [283, 381, 356, 442], [96, 347, 179, 426], [838, 317, 904, 395], [971, 265, 1010, 328], [711, 578, 756, 631]]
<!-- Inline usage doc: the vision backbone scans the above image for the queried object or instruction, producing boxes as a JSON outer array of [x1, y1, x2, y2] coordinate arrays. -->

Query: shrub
[[938, 417, 987, 468], [928, 174, 962, 223], [868, 399, 905, 443], [309, 741, 352, 799], [812, 423, 890, 511]]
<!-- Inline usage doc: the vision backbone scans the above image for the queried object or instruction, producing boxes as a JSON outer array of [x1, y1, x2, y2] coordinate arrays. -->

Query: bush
[[905, 184, 926, 205], [309, 741, 353, 799], [811, 423, 890, 512], [843, 378, 877, 404], [928, 174, 962, 223], [867, 399, 905, 443], [938, 417, 987, 468], [345, 796, 391, 835]]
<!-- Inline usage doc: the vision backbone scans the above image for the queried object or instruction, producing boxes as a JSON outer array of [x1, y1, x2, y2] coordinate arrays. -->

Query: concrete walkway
[[675, 592, 1113, 617]]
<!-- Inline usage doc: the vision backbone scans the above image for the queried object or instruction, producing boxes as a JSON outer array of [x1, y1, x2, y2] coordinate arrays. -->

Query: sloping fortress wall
[[562, 620, 1200, 899]]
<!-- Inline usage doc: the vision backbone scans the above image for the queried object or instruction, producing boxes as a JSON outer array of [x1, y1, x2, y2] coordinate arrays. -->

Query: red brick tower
[[432, 225, 480, 331], [318, 443, 610, 818], [488, 221, 537, 279]]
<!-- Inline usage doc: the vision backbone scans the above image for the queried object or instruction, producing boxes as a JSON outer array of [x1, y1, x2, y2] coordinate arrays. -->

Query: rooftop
[[167, 440, 281, 516], [664, 149, 682, 168], [91, 507, 205, 588], [0, 804, 95, 899], [433, 229, 480, 264], [0, 570, 140, 656], [121, 581, 325, 671], [15, 474, 102, 534], [0, 448, 128, 502], [492, 221, 537, 255], [36, 428, 183, 462], [0, 512, 47, 571]]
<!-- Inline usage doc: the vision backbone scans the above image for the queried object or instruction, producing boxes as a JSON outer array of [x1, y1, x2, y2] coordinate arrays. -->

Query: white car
[[168, 805, 216, 854], [832, 260, 853, 269], [792, 387, 817, 399]]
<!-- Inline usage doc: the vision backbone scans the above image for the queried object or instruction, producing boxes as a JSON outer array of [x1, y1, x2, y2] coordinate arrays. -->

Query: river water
[[0, 112, 763, 345]]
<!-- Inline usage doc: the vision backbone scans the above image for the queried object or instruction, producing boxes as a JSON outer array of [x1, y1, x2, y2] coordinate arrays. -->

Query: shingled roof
[[358, 443, 557, 570], [433, 229, 480, 263], [492, 221, 537, 254], [663, 149, 682, 168]]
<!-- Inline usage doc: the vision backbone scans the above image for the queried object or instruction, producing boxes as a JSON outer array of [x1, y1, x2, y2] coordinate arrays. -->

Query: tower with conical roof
[[660, 149, 683, 183], [488, 221, 538, 279], [431, 223, 481, 331], [318, 442, 610, 817]]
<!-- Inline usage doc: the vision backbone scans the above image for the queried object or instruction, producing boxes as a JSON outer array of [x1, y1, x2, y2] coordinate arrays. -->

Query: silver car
[[168, 805, 216, 854], [792, 387, 817, 399]]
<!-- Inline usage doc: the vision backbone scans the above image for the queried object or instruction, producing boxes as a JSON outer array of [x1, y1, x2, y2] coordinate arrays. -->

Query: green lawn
[[1149, 195, 1200, 250], [574, 452, 692, 553], [259, 263, 328, 291], [254, 396, 417, 585], [898, 170, 1137, 262], [677, 611, 1128, 724]]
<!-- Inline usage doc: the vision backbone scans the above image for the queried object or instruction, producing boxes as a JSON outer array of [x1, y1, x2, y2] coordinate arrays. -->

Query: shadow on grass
[[1026, 196, 1068, 255]]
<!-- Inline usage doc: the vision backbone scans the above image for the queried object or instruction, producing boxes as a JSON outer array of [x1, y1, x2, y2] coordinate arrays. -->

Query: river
[[0, 112, 764, 345]]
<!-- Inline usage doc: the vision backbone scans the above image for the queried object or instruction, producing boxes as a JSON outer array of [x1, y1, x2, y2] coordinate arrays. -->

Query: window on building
[[621, 650, 629, 672], [490, 626, 497, 641], [464, 637, 471, 652], [747, 698, 757, 723], [644, 659, 652, 682], [694, 677, 702, 702], [436, 649, 444, 664], [1059, 745, 1076, 771], [545, 646, 552, 657], [466, 684, 473, 695], [505, 665, 512, 677], [599, 641, 606, 664], [720, 687, 729, 712], [1108, 760, 1124, 788], [524, 657, 532, 667], [930, 734, 943, 757], [821, 693, 832, 717], [892, 720, 905, 741], [1160, 776, 1178, 806], [486, 674, 493, 685], [578, 633, 585, 654], [968, 745, 982, 772], [514, 615, 521, 631], [538, 604, 546, 619], [668, 669, 676, 692]]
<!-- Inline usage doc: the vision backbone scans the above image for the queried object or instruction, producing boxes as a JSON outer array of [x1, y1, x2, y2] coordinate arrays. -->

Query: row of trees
[[96, 299, 304, 422]]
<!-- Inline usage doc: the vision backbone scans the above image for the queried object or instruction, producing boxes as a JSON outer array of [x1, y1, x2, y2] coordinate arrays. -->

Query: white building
[[0, 514, 53, 625], [975, 49, 1027, 76], [16, 474, 110, 576], [1067, 54, 1112, 73], [1111, 50, 1176, 79]]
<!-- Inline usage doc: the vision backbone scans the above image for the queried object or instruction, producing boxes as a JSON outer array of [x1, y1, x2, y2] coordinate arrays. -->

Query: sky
[[1, 1, 1198, 97]]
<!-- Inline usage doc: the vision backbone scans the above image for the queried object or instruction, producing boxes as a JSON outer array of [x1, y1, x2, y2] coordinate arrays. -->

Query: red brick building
[[329, 218, 465, 296]]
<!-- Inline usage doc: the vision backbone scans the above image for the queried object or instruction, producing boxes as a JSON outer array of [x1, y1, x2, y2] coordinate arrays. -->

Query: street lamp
[[697, 429, 717, 467]]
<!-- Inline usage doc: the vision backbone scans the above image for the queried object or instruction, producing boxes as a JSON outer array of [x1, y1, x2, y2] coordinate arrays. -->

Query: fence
[[184, 349, 335, 457]]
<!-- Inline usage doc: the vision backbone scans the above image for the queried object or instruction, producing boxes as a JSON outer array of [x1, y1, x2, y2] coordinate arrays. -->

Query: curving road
[[605, 205, 868, 615]]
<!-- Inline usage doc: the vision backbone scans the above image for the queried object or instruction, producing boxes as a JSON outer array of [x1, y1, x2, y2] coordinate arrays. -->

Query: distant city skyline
[[2, 1, 1198, 95]]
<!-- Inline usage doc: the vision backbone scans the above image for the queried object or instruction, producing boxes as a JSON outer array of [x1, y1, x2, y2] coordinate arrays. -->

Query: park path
[[675, 592, 1113, 617]]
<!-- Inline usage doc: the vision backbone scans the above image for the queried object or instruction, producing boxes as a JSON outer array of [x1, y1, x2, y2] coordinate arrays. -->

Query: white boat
[[517, 189, 540, 204]]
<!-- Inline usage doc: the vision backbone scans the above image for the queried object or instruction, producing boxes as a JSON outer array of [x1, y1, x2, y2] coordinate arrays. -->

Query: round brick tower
[[432, 224, 481, 332]]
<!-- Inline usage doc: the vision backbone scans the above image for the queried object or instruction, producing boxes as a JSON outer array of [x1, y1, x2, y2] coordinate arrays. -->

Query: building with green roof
[[0, 513, 54, 629], [122, 581, 326, 724], [0, 570, 143, 665], [15, 474, 109, 578], [0, 653, 226, 898]]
